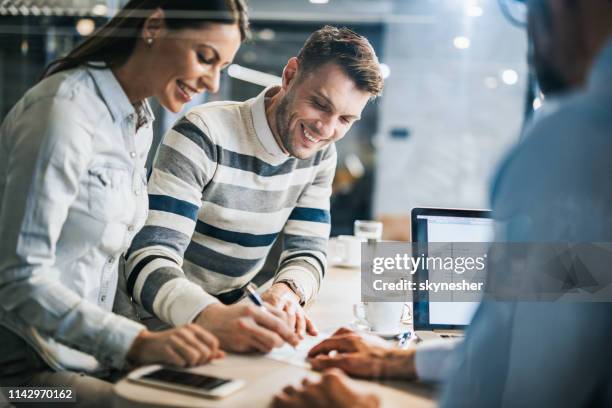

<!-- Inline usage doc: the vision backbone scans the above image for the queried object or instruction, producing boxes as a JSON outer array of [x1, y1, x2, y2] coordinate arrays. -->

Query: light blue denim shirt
[[415, 37, 612, 386], [0, 66, 152, 372]]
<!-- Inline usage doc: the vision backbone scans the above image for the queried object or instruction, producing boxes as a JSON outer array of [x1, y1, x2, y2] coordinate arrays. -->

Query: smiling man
[[121, 26, 383, 353]]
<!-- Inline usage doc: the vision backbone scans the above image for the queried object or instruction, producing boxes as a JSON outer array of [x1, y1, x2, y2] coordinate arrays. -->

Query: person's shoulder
[[492, 89, 612, 212], [187, 99, 243, 119], [18, 67, 101, 120], [25, 68, 90, 101], [524, 89, 611, 150], [181, 100, 245, 144]]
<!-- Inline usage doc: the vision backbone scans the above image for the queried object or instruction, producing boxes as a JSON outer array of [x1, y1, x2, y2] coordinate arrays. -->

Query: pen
[[244, 283, 298, 350], [396, 331, 412, 348], [244, 283, 266, 307]]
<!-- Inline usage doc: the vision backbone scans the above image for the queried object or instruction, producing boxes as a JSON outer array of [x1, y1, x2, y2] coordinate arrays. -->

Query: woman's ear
[[141, 8, 165, 44]]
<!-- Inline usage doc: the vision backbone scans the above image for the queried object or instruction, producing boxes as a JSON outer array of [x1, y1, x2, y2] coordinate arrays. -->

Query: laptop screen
[[412, 209, 493, 329]]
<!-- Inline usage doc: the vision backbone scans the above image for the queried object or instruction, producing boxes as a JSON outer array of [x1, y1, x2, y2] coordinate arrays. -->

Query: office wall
[[374, 0, 528, 216]]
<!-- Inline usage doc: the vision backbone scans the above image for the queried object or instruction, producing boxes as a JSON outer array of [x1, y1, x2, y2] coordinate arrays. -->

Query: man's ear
[[141, 8, 165, 43], [281, 57, 300, 91]]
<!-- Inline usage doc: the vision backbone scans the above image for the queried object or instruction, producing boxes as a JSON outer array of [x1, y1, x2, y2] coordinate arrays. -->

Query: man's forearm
[[382, 348, 418, 380], [274, 259, 321, 304]]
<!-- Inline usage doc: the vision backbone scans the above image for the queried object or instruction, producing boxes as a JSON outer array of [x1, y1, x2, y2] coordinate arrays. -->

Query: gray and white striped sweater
[[124, 88, 336, 326]]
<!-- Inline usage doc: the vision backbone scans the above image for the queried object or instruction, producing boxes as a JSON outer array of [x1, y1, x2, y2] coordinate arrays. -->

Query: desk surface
[[113, 266, 437, 408]]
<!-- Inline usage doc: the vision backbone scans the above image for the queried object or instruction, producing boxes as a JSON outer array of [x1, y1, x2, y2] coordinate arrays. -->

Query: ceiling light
[[259, 28, 275, 41], [501, 69, 519, 85], [228, 64, 281, 87], [92, 4, 108, 16], [379, 63, 390, 79], [309, 0, 329, 4], [453, 36, 471, 50], [344, 154, 365, 178], [76, 18, 96, 36]]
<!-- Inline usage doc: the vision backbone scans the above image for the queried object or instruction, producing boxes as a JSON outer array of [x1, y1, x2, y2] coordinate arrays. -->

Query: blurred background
[[0, 0, 535, 240]]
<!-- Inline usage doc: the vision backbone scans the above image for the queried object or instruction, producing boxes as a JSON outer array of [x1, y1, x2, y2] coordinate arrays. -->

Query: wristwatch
[[277, 279, 306, 306]]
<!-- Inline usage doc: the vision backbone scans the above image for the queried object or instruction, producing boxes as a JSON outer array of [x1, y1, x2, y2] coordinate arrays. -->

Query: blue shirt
[[0, 66, 152, 372], [417, 36, 612, 391]]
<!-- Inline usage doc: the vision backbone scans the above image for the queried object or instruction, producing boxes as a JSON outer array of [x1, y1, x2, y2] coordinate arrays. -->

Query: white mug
[[353, 302, 406, 334], [329, 235, 364, 267]]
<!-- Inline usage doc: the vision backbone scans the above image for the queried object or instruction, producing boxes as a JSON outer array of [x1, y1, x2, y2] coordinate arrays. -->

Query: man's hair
[[296, 25, 384, 97]]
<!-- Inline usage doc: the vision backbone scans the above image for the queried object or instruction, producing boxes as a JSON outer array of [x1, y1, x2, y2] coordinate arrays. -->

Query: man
[[273, 0, 612, 406], [122, 26, 384, 353]]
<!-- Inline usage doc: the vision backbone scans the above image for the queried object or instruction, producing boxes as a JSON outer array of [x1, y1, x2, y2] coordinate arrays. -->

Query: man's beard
[[533, 55, 572, 96], [274, 91, 296, 157], [527, 5, 572, 97]]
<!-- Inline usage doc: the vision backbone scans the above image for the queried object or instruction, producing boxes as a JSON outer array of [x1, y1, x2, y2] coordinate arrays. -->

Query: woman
[[0, 0, 248, 405]]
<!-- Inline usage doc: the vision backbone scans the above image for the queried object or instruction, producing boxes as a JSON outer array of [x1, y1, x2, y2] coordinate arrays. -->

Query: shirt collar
[[133, 99, 155, 130], [87, 65, 154, 126], [250, 86, 289, 158], [588, 36, 612, 93]]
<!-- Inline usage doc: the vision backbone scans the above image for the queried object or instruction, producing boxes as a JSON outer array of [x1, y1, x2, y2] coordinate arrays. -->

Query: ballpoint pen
[[245, 283, 266, 308], [244, 283, 300, 350], [396, 331, 412, 348]]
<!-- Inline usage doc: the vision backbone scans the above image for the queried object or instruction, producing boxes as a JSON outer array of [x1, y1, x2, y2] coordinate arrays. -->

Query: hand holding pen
[[245, 283, 299, 349]]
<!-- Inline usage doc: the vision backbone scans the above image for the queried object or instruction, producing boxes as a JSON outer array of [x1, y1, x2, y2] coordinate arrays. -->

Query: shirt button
[[108, 257, 115, 264], [128, 225, 135, 232], [101, 295, 107, 302], [130, 151, 136, 158], [134, 189, 141, 196]]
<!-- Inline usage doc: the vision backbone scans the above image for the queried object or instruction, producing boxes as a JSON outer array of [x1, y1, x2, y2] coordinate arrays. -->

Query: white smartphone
[[127, 365, 245, 399]]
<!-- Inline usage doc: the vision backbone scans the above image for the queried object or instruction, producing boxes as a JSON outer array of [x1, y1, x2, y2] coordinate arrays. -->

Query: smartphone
[[127, 365, 245, 399]]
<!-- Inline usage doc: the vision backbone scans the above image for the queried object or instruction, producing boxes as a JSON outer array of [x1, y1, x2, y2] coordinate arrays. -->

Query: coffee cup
[[353, 302, 406, 334]]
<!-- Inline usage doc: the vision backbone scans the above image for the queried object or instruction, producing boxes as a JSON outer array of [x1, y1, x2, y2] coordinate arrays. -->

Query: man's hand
[[195, 303, 300, 353], [307, 327, 417, 380], [272, 369, 380, 408], [262, 282, 318, 339], [127, 324, 224, 367]]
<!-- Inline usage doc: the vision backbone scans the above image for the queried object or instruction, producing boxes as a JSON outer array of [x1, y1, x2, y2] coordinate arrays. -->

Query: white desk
[[113, 266, 437, 408]]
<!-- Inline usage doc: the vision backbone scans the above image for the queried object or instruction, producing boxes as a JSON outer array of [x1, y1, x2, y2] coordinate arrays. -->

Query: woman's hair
[[42, 0, 249, 78]]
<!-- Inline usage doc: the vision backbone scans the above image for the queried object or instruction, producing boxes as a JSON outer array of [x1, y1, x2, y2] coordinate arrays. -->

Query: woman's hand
[[127, 324, 224, 367]]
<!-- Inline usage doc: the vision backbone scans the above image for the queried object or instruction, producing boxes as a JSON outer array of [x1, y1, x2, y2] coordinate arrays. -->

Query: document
[[265, 332, 331, 368]]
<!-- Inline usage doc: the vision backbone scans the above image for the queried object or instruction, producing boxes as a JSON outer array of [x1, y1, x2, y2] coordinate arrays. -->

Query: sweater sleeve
[[125, 114, 220, 326], [275, 144, 336, 304]]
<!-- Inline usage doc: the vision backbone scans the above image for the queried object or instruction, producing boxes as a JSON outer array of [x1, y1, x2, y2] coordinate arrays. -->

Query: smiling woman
[[0, 1, 248, 407], [44, 0, 249, 112]]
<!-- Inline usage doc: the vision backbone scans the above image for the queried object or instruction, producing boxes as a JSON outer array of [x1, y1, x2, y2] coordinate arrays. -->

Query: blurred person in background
[[273, 0, 612, 406], [0, 1, 248, 406]]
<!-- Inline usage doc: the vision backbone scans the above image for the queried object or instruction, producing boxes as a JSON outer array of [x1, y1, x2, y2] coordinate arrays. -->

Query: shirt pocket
[[87, 165, 132, 223]]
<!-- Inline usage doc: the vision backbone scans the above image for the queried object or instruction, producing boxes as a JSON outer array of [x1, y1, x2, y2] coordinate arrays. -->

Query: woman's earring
[[146, 37, 154, 45]]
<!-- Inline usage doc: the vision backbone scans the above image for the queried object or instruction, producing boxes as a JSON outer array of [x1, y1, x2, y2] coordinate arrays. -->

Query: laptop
[[411, 207, 493, 342]]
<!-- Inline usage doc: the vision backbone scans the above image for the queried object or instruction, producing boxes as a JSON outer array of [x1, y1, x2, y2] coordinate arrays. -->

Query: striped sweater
[[124, 87, 336, 326]]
